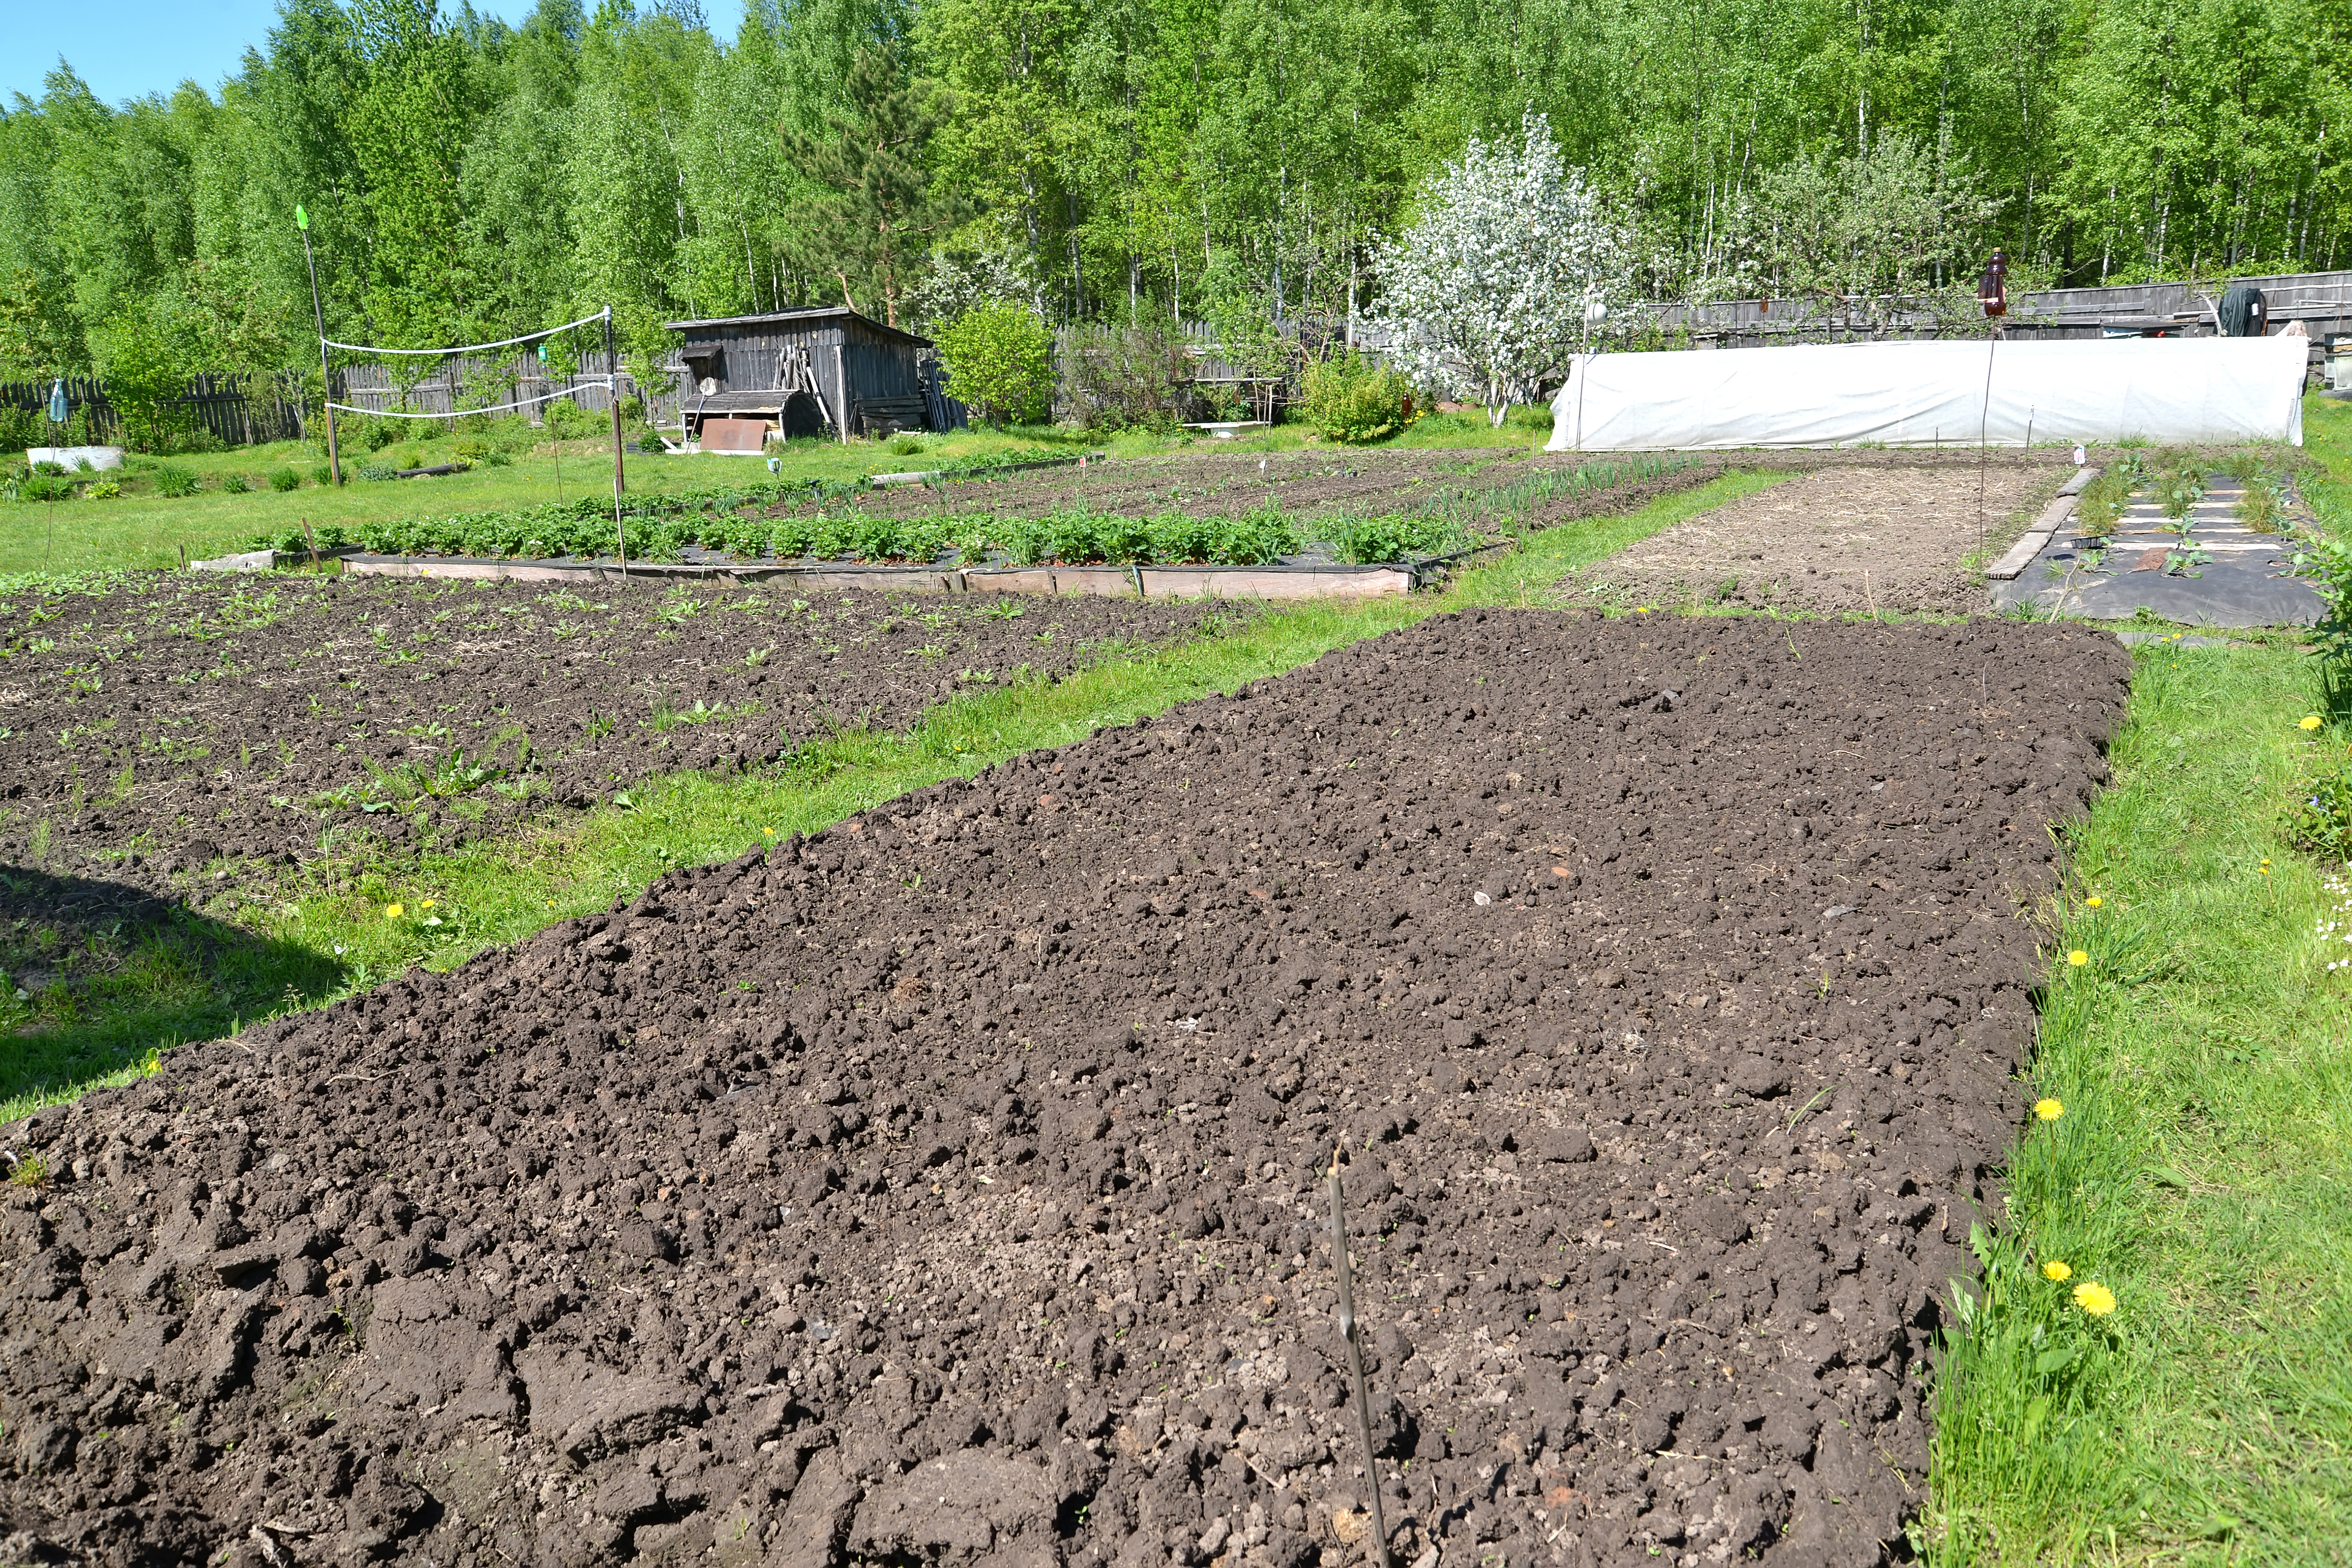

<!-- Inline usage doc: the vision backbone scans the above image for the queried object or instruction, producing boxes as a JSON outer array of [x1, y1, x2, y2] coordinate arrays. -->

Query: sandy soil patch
[[1575, 463, 2064, 616]]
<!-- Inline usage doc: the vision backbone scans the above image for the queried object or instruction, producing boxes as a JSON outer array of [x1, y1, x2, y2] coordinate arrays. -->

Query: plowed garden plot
[[849, 450, 1723, 530], [1576, 464, 2064, 616], [0, 612, 2129, 1568], [846, 449, 2060, 541], [0, 574, 1244, 898]]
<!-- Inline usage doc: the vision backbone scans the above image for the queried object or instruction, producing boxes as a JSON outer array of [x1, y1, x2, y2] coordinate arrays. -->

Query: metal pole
[[298, 209, 342, 486], [1327, 1151, 1394, 1568], [604, 307, 628, 581], [1977, 322, 2000, 556]]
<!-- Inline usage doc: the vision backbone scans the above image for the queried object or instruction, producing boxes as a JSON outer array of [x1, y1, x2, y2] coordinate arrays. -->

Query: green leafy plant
[[222, 473, 251, 494], [87, 479, 122, 499], [269, 468, 301, 493], [1297, 351, 1419, 444], [936, 300, 1056, 425], [2288, 760, 2352, 863], [153, 464, 200, 498], [358, 463, 398, 483]]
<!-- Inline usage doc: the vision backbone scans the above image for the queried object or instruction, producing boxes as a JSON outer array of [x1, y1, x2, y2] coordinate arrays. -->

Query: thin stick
[[1328, 1149, 1394, 1568], [604, 306, 628, 582], [1977, 324, 1999, 559]]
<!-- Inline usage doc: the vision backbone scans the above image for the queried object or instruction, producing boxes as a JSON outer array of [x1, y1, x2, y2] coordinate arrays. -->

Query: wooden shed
[[663, 307, 964, 450]]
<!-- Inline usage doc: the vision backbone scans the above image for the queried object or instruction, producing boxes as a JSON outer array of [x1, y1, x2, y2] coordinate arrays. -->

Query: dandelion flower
[[384, 902, 403, 920], [421, 899, 436, 909], [2073, 1281, 2117, 1316], [2067, 949, 2089, 966], [2043, 1260, 2073, 1282], [2085, 896, 2103, 908], [2302, 716, 2324, 731], [2035, 1097, 2065, 1121]]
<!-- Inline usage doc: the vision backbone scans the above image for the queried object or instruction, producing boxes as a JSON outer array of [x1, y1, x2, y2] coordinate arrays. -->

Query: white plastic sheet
[[1546, 335, 2308, 451]]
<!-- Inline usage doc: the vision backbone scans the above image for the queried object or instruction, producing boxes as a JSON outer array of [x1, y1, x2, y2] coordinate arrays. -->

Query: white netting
[[324, 308, 620, 423]]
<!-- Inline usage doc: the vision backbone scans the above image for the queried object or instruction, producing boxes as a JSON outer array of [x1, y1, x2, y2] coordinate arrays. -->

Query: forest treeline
[[2, 0, 2345, 394]]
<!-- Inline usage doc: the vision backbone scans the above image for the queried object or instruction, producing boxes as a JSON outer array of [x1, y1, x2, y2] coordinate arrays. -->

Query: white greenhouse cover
[[1545, 335, 2308, 451]]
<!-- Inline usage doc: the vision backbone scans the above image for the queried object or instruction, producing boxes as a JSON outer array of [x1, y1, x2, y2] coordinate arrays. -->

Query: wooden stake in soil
[[603, 305, 629, 582], [1327, 1150, 1394, 1568], [300, 515, 319, 572]]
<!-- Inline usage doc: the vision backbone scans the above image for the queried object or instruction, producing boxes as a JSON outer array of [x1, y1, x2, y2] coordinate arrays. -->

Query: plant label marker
[[1327, 1148, 1394, 1568]]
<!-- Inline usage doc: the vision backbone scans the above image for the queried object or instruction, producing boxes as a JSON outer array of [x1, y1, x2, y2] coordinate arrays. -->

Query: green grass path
[[1926, 401, 2352, 1564]]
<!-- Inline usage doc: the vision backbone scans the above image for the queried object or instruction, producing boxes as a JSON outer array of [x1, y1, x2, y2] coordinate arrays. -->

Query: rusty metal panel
[[700, 416, 769, 452]]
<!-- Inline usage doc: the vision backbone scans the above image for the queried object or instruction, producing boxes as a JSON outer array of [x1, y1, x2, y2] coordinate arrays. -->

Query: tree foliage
[[1376, 114, 1629, 425], [787, 47, 962, 327], [935, 299, 1054, 423], [3, 0, 2350, 403]]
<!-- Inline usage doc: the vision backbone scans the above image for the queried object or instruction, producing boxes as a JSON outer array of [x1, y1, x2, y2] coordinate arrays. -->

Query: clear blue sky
[[4, 0, 739, 108]]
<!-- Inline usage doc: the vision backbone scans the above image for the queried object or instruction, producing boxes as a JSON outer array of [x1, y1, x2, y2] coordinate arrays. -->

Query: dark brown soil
[[0, 611, 2132, 1568], [0, 574, 1248, 900], [832, 449, 2069, 534]]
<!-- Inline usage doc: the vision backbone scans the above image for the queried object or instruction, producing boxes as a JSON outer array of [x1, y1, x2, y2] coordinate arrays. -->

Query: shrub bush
[[937, 301, 1057, 425], [153, 465, 201, 498], [87, 479, 123, 499], [358, 463, 399, 482], [1297, 351, 1418, 444], [269, 467, 302, 492], [1058, 323, 1192, 432]]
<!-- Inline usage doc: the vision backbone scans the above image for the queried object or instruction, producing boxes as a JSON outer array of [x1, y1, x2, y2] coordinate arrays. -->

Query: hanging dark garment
[[2219, 285, 2268, 337]]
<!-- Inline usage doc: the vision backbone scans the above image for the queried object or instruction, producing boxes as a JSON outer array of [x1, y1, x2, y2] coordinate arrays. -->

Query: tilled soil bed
[[844, 450, 2064, 537], [0, 574, 1246, 901], [1573, 466, 2064, 617], [0, 612, 2130, 1568]]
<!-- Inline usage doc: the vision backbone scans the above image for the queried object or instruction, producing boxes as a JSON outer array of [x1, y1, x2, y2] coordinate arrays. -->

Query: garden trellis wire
[[318, 305, 632, 577]]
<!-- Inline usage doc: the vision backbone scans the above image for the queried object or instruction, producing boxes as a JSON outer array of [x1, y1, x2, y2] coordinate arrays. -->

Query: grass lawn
[[3, 407, 1551, 576], [0, 467, 1777, 1124], [1924, 399, 2352, 1563]]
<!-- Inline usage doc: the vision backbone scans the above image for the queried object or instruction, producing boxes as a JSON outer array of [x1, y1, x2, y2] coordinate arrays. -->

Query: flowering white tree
[[1375, 114, 1631, 426]]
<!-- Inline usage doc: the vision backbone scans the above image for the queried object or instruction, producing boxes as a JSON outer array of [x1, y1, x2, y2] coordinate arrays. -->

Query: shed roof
[[663, 307, 932, 349]]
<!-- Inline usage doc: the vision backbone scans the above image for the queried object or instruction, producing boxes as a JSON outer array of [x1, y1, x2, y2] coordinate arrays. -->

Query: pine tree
[[787, 48, 965, 328]]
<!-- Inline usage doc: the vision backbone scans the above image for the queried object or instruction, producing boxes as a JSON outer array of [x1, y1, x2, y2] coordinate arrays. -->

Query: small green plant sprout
[[744, 646, 774, 668], [5, 1151, 46, 1187]]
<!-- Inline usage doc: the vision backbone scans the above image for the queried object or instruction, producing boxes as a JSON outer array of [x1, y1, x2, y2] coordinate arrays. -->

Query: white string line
[[328, 380, 617, 419], [323, 309, 610, 358]]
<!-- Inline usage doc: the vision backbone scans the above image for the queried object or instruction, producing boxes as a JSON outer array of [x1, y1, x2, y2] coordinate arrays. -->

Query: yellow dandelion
[[2043, 1260, 2072, 1282], [2067, 949, 2088, 966], [2073, 1281, 2117, 1316], [2035, 1097, 2064, 1121], [2085, 896, 2102, 908], [420, 899, 436, 909], [763, 826, 776, 835], [2302, 716, 2324, 732], [2260, 859, 2272, 875], [384, 902, 404, 920]]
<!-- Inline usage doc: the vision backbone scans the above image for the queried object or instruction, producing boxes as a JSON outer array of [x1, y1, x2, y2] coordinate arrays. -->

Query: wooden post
[[298, 211, 342, 486], [605, 308, 629, 580], [835, 341, 850, 443]]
